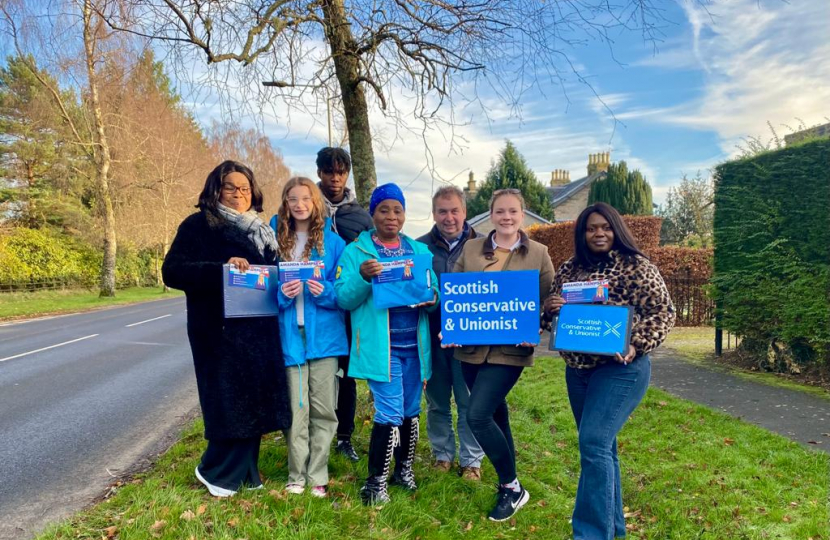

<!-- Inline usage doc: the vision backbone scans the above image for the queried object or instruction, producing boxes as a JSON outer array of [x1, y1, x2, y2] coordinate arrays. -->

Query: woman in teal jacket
[[335, 183, 439, 505], [270, 177, 348, 498]]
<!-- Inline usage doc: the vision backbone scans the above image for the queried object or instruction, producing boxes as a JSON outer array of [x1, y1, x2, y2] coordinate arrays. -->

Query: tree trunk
[[82, 0, 117, 297], [321, 0, 376, 206]]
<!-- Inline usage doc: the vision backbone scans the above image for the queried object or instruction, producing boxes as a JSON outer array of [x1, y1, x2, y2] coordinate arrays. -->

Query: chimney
[[550, 169, 570, 187], [588, 152, 611, 175], [465, 171, 477, 196]]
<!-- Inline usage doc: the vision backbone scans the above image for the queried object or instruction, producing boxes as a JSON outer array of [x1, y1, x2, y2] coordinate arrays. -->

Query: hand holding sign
[[360, 258, 383, 281], [281, 279, 302, 298], [306, 279, 324, 297], [544, 294, 566, 315]]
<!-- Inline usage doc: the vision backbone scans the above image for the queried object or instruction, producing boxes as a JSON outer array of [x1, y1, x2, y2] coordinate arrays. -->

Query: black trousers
[[336, 313, 357, 441], [336, 356, 357, 440], [461, 361, 524, 485], [198, 436, 262, 491]]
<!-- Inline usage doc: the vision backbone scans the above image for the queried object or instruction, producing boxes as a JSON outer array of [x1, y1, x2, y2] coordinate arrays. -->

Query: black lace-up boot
[[390, 416, 419, 491], [360, 423, 397, 505]]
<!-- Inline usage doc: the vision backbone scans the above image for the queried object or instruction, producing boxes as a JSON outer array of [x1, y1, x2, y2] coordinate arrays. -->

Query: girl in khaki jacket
[[449, 188, 554, 522]]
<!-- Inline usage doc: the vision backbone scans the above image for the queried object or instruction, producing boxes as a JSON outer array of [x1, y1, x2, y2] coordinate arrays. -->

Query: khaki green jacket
[[452, 230, 555, 367]]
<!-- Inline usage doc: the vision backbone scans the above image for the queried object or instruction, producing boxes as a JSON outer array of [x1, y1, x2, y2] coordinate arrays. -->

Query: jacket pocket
[[456, 345, 478, 356], [499, 346, 533, 357]]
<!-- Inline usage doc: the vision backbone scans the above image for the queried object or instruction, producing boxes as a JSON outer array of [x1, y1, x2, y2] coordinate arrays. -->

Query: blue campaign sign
[[441, 270, 540, 346], [550, 304, 634, 356]]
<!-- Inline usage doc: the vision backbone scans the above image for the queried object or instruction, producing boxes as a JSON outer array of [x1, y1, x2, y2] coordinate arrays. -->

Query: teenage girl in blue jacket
[[270, 176, 347, 498]]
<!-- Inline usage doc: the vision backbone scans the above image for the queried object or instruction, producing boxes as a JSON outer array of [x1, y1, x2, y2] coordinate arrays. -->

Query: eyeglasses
[[287, 196, 313, 205], [493, 188, 522, 196], [221, 184, 251, 195]]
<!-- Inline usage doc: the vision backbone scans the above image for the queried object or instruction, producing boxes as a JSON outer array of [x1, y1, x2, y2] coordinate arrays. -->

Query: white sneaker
[[310, 485, 327, 498], [195, 467, 236, 498], [285, 483, 304, 495]]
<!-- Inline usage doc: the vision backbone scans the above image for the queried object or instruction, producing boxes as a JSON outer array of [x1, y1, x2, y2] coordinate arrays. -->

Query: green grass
[[36, 359, 829, 540], [664, 327, 829, 400], [0, 286, 183, 320]]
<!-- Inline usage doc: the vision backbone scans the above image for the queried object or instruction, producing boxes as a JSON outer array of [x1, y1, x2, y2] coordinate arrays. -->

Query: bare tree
[[103, 0, 673, 204], [208, 123, 291, 217], [0, 0, 131, 296]]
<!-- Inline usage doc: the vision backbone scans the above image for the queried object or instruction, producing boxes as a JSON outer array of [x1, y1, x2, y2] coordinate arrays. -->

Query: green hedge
[[712, 139, 830, 366], [0, 227, 159, 289]]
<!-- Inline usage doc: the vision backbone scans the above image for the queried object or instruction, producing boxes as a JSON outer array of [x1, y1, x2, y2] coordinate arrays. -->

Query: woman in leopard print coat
[[544, 202, 675, 540]]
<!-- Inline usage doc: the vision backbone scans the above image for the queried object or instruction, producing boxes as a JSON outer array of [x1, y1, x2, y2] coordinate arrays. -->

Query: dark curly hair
[[196, 160, 264, 213], [573, 202, 647, 268]]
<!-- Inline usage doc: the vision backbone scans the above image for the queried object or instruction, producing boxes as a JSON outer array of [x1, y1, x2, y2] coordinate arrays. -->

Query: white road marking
[[125, 314, 172, 327], [0, 334, 100, 363]]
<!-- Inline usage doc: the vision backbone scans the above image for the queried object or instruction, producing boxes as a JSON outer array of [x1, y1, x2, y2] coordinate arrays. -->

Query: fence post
[[714, 301, 723, 357]]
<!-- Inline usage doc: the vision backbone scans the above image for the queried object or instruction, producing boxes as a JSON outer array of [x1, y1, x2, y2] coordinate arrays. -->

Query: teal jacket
[[335, 230, 439, 383]]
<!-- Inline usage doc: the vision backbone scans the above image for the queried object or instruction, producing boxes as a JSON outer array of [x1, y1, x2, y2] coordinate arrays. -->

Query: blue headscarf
[[369, 183, 406, 216]]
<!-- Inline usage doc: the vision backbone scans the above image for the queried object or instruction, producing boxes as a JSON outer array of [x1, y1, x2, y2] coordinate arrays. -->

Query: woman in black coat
[[162, 160, 291, 497]]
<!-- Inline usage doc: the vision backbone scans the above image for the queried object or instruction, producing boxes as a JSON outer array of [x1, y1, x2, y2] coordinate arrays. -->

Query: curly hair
[[277, 177, 326, 261]]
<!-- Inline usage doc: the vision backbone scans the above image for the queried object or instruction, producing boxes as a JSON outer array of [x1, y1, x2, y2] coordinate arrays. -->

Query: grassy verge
[[0, 286, 183, 320], [664, 327, 829, 399], [37, 359, 828, 540]]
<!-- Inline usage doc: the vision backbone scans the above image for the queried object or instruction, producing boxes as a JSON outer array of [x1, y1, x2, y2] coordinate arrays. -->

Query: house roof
[[468, 208, 553, 228], [546, 171, 606, 207]]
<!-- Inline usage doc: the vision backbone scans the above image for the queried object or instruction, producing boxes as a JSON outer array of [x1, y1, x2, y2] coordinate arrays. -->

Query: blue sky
[[7, 0, 827, 237], [185, 0, 826, 236]]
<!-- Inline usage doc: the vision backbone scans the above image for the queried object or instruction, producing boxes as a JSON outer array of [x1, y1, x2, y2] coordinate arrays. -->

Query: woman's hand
[[281, 279, 303, 298], [438, 331, 461, 349], [306, 279, 324, 297], [544, 293, 566, 315], [615, 345, 636, 365], [412, 292, 438, 308], [228, 257, 250, 272], [359, 258, 384, 281]]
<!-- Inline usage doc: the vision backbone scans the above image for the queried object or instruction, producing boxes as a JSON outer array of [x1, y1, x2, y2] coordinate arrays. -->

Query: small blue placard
[[223, 264, 280, 318], [371, 254, 434, 309], [550, 304, 634, 356], [441, 270, 540, 346]]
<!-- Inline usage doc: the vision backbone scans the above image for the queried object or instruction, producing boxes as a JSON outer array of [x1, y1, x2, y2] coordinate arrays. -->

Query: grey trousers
[[285, 355, 339, 487], [424, 346, 484, 468]]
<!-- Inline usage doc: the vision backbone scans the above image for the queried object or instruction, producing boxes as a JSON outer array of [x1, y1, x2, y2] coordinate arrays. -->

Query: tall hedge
[[712, 139, 830, 365]]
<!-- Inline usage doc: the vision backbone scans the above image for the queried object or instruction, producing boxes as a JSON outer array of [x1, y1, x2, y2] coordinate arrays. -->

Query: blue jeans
[[367, 350, 422, 426], [425, 346, 484, 467], [566, 356, 651, 540]]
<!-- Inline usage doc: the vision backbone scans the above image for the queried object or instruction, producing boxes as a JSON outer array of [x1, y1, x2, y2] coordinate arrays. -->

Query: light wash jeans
[[367, 349, 422, 426], [566, 356, 651, 540], [425, 347, 484, 467]]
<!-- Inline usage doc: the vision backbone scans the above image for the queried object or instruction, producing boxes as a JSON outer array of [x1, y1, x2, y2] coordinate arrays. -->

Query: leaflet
[[228, 264, 271, 290], [373, 258, 418, 284], [278, 260, 325, 282], [561, 279, 609, 303]]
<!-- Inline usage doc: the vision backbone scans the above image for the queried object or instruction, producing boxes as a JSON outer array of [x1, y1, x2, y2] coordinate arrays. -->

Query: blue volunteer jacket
[[269, 215, 348, 367]]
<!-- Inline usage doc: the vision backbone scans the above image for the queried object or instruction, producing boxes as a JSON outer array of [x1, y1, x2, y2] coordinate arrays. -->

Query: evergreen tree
[[0, 55, 90, 230], [588, 160, 653, 215], [657, 173, 714, 246], [467, 141, 554, 221]]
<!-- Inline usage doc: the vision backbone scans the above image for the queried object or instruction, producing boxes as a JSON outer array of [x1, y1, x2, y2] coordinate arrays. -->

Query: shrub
[[713, 138, 830, 366]]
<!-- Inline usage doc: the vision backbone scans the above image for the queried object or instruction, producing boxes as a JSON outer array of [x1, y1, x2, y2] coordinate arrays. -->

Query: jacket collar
[[428, 222, 475, 251], [482, 229, 529, 260]]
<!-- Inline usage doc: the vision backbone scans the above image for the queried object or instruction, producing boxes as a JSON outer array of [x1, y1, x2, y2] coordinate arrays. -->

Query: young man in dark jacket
[[416, 185, 485, 480], [316, 147, 373, 461]]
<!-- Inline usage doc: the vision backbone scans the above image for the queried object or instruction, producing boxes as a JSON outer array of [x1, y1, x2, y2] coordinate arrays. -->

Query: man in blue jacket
[[417, 185, 485, 480], [316, 147, 373, 461]]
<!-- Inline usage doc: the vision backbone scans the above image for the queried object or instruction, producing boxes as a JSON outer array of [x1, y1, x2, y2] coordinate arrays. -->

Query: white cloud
[[634, 0, 830, 156]]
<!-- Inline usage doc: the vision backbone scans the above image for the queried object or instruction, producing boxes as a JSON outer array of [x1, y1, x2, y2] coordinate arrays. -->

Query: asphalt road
[[0, 298, 199, 540]]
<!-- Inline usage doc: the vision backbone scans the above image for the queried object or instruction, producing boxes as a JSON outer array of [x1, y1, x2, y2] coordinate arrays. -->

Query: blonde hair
[[489, 188, 527, 212], [277, 177, 326, 260]]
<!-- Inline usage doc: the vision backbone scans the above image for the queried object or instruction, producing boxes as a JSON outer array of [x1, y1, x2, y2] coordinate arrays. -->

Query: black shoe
[[361, 423, 396, 505], [336, 439, 360, 462], [488, 485, 530, 522]]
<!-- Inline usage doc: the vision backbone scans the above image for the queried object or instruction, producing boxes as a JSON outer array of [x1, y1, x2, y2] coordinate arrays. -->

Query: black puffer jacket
[[162, 210, 291, 440], [320, 185, 373, 243]]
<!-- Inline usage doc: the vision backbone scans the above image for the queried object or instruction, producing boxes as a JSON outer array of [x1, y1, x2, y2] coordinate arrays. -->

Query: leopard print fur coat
[[548, 250, 676, 369]]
